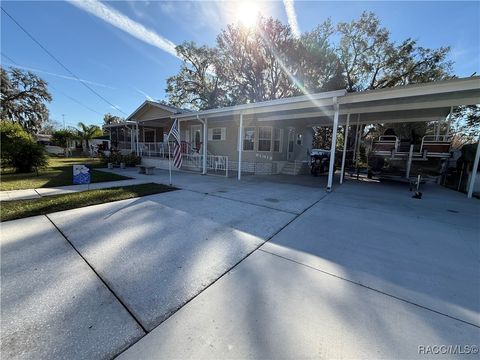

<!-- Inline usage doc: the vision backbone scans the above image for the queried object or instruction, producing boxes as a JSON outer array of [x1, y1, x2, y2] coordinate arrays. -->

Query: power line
[[1, 7, 127, 116], [1, 52, 104, 116]]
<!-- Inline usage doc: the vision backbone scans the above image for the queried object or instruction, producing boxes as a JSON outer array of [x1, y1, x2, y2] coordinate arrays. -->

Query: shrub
[[122, 153, 141, 166], [100, 151, 141, 167], [1, 120, 49, 173]]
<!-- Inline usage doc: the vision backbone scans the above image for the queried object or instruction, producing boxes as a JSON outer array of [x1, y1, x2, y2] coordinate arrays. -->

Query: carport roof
[[174, 76, 480, 126]]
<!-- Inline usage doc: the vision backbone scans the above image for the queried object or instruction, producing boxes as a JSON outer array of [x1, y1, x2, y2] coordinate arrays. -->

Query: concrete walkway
[[0, 178, 148, 202], [1, 171, 479, 359]]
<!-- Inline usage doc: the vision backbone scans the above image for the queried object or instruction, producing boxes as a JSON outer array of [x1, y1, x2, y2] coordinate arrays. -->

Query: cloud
[[68, 0, 178, 57], [133, 87, 154, 101], [283, 0, 301, 39]]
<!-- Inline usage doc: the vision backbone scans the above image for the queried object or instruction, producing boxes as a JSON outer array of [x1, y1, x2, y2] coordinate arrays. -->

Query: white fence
[[182, 154, 229, 177]]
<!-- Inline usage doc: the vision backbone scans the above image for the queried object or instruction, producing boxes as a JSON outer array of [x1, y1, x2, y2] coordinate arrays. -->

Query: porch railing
[[182, 154, 229, 177], [139, 142, 172, 158]]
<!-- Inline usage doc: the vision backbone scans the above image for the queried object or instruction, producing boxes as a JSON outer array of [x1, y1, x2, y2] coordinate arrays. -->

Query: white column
[[202, 118, 208, 174], [467, 135, 480, 198], [352, 114, 360, 161], [136, 122, 140, 156], [406, 144, 414, 179], [445, 106, 453, 138], [327, 98, 339, 192], [340, 113, 350, 184], [238, 113, 244, 180], [130, 125, 134, 151]]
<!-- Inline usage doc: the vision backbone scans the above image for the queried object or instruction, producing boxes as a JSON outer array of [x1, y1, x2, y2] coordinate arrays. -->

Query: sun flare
[[236, 1, 259, 28]]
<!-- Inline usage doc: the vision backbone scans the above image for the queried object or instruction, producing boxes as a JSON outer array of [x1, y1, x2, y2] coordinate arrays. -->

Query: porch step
[[281, 162, 307, 175]]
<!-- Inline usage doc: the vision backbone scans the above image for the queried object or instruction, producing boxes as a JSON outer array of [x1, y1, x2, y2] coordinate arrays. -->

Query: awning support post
[[445, 106, 453, 138], [202, 117, 208, 175], [352, 114, 360, 162], [135, 122, 140, 156], [327, 98, 339, 192], [238, 113, 244, 180], [130, 125, 134, 151], [467, 135, 480, 199], [340, 113, 350, 184], [406, 144, 414, 179]]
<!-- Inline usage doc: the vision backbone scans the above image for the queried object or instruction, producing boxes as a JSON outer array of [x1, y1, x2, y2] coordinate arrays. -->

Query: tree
[[335, 12, 452, 92], [0, 67, 52, 133], [103, 113, 124, 128], [76, 122, 103, 153], [51, 129, 76, 156], [449, 105, 480, 148], [298, 20, 345, 92], [40, 118, 61, 134], [0, 120, 48, 173], [166, 42, 226, 110], [216, 17, 301, 103]]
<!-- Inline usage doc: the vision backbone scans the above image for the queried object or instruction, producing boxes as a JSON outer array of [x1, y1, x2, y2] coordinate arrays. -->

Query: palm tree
[[76, 122, 103, 153]]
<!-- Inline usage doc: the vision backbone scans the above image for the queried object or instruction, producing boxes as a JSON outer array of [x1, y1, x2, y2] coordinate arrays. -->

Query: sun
[[236, 1, 259, 28]]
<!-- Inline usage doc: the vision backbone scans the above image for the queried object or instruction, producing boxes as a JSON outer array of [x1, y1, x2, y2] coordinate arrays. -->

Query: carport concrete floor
[[1, 170, 479, 359]]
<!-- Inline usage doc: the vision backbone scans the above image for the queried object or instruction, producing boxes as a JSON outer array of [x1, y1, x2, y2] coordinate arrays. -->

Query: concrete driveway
[[1, 170, 479, 359]]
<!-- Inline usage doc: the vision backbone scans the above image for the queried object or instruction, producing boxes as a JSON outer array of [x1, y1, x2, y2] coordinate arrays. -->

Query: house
[[107, 76, 480, 192]]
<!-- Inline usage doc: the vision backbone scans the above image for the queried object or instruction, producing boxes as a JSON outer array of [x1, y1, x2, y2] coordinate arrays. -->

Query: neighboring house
[[107, 77, 480, 191]]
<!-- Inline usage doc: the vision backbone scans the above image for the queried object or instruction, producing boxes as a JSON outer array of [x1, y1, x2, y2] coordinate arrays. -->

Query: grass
[[0, 183, 176, 222], [1, 156, 130, 191]]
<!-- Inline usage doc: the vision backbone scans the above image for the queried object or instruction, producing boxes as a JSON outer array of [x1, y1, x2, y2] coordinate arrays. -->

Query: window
[[144, 129, 155, 143], [273, 128, 282, 152], [243, 127, 255, 151], [212, 128, 222, 140], [296, 133, 303, 145], [258, 127, 272, 152], [208, 127, 226, 141]]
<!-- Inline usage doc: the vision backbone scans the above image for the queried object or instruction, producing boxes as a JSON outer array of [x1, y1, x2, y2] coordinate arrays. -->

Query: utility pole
[[62, 114, 66, 129]]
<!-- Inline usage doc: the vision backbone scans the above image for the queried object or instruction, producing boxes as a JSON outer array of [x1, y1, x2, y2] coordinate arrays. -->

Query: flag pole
[[168, 140, 172, 186]]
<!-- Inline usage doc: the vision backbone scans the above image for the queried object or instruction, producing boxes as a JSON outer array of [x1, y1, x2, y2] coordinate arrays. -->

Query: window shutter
[[221, 128, 226, 140], [208, 128, 213, 141]]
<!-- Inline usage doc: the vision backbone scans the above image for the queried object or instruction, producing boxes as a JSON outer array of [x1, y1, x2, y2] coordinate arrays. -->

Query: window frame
[[212, 128, 222, 141], [208, 127, 226, 141], [257, 126, 273, 152], [273, 128, 283, 152], [242, 126, 256, 151]]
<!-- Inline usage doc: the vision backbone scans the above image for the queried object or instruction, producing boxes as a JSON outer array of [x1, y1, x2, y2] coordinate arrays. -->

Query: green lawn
[[1, 156, 130, 191], [1, 183, 176, 222]]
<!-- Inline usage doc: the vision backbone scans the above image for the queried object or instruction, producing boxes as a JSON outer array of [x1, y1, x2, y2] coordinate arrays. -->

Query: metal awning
[[173, 76, 480, 126]]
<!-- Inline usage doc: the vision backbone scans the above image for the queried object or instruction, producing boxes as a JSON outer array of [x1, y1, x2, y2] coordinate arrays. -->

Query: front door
[[287, 128, 295, 161], [190, 125, 202, 152]]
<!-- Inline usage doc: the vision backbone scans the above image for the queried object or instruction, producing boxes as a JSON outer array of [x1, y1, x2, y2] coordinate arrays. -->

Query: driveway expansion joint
[[114, 187, 330, 358], [258, 248, 480, 329], [44, 214, 148, 335]]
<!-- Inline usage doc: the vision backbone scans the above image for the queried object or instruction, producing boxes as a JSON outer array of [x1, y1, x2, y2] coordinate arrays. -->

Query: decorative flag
[[168, 119, 182, 168]]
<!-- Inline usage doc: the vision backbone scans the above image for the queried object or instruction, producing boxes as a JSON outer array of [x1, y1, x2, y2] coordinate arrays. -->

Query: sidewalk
[[0, 179, 149, 202]]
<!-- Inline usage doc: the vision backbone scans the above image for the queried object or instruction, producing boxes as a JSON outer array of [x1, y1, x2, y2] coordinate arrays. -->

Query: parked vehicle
[[310, 149, 331, 176]]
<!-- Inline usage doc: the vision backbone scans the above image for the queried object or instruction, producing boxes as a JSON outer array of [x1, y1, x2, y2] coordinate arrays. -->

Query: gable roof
[[126, 100, 186, 121]]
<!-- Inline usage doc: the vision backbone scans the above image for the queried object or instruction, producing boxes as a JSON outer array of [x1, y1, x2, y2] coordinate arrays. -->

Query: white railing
[[181, 154, 229, 177], [139, 142, 171, 158]]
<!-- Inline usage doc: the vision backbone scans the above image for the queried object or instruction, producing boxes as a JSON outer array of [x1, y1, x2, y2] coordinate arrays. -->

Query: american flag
[[168, 119, 182, 168]]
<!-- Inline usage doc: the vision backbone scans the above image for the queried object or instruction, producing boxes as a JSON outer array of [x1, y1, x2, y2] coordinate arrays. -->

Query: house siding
[[179, 118, 312, 175]]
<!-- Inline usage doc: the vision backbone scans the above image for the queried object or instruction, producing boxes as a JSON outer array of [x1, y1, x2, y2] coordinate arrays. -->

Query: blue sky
[[1, 1, 479, 128]]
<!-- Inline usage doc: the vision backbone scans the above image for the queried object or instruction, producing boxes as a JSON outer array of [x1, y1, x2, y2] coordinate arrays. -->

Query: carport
[[173, 76, 480, 195]]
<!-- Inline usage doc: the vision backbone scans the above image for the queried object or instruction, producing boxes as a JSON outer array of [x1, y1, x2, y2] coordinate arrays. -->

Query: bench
[[136, 165, 155, 175]]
